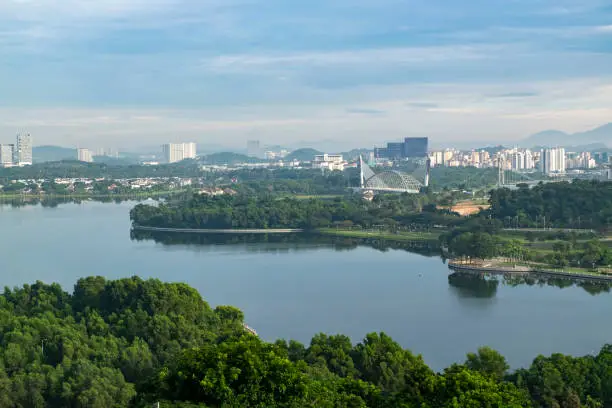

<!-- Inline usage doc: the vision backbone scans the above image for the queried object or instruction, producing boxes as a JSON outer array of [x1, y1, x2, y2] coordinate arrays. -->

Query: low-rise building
[[312, 154, 345, 171]]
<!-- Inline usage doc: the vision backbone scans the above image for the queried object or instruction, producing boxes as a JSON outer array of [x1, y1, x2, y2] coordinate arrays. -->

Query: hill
[[284, 148, 323, 162], [524, 123, 612, 148], [201, 152, 262, 165], [341, 148, 372, 160], [33, 145, 75, 163]]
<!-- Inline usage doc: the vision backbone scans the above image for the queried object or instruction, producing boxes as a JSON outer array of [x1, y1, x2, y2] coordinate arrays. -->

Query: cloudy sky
[[0, 0, 611, 151]]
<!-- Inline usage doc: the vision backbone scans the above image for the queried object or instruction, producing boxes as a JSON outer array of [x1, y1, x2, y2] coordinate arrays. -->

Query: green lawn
[[317, 228, 441, 242]]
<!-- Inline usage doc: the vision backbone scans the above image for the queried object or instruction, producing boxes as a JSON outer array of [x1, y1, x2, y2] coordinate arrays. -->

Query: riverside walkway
[[448, 260, 612, 283], [133, 225, 303, 234]]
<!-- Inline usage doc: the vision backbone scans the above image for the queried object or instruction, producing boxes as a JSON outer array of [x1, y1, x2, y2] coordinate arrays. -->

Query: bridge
[[359, 156, 430, 194]]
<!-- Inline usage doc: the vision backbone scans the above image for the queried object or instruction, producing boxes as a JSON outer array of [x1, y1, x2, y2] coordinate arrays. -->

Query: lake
[[1, 200, 612, 371]]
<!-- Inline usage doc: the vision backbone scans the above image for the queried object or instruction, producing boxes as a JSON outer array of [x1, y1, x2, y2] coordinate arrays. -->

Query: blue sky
[[0, 0, 611, 150]]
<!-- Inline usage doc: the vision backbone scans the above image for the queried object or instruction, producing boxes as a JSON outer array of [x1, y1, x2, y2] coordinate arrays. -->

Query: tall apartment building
[[540, 147, 566, 174], [0, 144, 15, 167], [15, 132, 32, 166], [183, 142, 197, 160], [77, 148, 93, 163], [162, 142, 197, 163]]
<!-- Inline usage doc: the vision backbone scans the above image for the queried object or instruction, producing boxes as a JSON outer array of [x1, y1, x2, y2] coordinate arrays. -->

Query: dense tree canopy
[[130, 194, 453, 231], [489, 181, 612, 230], [1, 277, 612, 407]]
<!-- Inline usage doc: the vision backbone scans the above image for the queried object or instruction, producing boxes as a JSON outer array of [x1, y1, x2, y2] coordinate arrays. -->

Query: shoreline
[[132, 225, 304, 234], [448, 261, 612, 283]]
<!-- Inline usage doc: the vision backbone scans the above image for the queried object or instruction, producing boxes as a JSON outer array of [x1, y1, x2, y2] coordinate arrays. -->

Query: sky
[[0, 0, 611, 151]]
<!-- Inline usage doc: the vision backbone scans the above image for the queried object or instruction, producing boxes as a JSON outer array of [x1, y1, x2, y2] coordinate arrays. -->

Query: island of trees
[[0, 276, 611, 407], [130, 180, 612, 274]]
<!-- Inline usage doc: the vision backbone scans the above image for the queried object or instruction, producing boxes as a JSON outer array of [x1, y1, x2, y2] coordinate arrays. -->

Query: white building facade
[[312, 154, 345, 171], [540, 147, 566, 174], [15, 132, 32, 166], [77, 148, 93, 163], [0, 144, 14, 167], [162, 142, 197, 163]]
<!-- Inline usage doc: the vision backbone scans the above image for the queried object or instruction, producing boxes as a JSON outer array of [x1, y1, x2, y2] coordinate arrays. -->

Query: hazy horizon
[[1, 0, 611, 149]]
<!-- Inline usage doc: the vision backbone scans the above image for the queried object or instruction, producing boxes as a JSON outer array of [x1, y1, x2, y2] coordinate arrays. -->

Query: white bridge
[[359, 156, 430, 194]]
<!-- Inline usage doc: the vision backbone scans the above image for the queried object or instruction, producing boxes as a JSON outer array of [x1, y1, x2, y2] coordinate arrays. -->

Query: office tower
[[374, 137, 429, 160], [247, 140, 261, 158], [403, 137, 429, 158], [77, 148, 93, 163], [0, 144, 14, 167], [374, 147, 388, 159], [15, 132, 32, 166], [540, 147, 566, 174], [386, 142, 404, 159]]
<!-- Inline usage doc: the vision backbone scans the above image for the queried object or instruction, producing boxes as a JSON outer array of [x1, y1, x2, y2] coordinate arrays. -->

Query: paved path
[[133, 225, 303, 234]]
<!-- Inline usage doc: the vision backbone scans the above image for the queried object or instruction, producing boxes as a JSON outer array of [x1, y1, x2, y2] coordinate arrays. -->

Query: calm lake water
[[1, 200, 612, 371]]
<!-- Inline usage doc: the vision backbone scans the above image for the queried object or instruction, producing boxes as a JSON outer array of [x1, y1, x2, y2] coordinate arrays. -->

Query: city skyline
[[0, 0, 610, 148]]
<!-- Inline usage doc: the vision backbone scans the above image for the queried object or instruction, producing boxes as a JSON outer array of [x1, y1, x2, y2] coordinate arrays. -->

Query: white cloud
[[203, 44, 502, 74], [0, 78, 609, 149]]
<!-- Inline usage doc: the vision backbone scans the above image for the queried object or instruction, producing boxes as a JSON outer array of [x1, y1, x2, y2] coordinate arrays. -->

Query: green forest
[[489, 181, 612, 230], [1, 276, 612, 407], [129, 194, 453, 230]]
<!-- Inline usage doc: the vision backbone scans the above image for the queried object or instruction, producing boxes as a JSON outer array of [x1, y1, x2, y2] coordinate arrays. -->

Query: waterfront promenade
[[448, 260, 612, 283], [133, 225, 304, 234]]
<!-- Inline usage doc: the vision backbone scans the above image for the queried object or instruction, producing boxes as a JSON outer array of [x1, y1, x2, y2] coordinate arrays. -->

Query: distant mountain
[[284, 148, 323, 162], [201, 152, 263, 165], [33, 146, 75, 163], [524, 123, 612, 148], [341, 148, 372, 160], [92, 155, 139, 165]]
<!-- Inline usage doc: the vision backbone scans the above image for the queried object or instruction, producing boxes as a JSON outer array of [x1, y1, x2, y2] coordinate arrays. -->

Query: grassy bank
[[0, 188, 190, 200], [317, 228, 441, 242]]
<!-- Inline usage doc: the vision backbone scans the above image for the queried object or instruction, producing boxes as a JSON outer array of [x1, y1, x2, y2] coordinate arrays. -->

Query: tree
[[465, 347, 510, 381]]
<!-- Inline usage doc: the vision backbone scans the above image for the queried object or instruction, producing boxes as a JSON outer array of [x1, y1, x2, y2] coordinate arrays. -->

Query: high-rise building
[[183, 142, 197, 159], [162, 142, 197, 163], [15, 132, 32, 166], [247, 140, 261, 158], [374, 137, 429, 160], [540, 147, 566, 174], [511, 151, 525, 170], [77, 148, 93, 163], [162, 143, 184, 163], [525, 150, 535, 169], [0, 144, 15, 167], [403, 137, 428, 158], [386, 142, 405, 159]]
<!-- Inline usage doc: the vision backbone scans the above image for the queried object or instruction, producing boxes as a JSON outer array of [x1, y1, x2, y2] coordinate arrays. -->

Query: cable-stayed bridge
[[359, 156, 430, 194]]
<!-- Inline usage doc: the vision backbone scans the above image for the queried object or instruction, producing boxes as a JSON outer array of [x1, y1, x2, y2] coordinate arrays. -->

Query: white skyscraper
[[162, 142, 196, 163], [183, 142, 197, 159], [15, 132, 32, 166], [525, 150, 535, 169], [77, 148, 93, 163], [540, 147, 566, 174], [0, 144, 14, 167], [511, 151, 525, 170]]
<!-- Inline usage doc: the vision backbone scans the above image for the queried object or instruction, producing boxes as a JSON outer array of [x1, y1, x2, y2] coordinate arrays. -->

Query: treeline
[[2, 277, 612, 407], [0, 160, 202, 181], [129, 194, 458, 230], [489, 180, 612, 230]]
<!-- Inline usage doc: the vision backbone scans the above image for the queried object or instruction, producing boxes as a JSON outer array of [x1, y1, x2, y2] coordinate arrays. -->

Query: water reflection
[[130, 230, 441, 257], [450, 271, 612, 298], [448, 272, 499, 298], [0, 194, 184, 209]]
